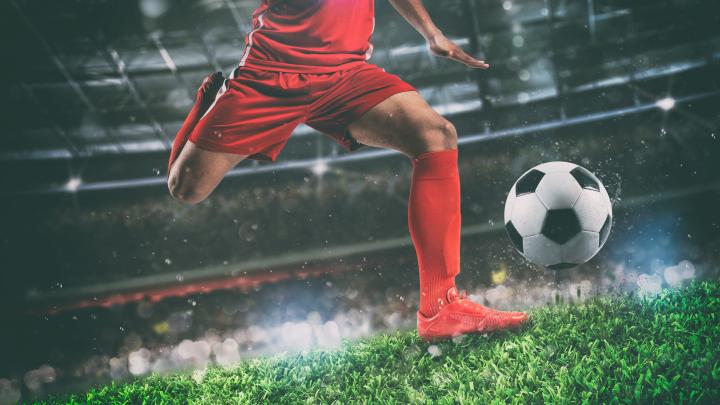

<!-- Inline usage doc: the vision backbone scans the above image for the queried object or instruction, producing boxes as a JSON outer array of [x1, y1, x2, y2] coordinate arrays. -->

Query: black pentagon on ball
[[542, 209, 581, 244], [548, 262, 577, 270], [515, 169, 545, 196], [599, 215, 611, 246], [570, 166, 600, 191], [505, 221, 524, 253]]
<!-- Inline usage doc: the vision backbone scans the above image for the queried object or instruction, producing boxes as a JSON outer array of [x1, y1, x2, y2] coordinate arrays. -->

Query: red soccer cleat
[[168, 71, 225, 172], [417, 286, 530, 341]]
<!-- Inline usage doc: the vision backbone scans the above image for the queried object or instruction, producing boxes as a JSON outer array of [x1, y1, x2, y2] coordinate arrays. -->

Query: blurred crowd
[[4, 114, 716, 290]]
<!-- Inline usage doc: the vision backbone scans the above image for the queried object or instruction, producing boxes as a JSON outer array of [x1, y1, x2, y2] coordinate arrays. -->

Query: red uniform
[[242, 0, 376, 73], [178, 0, 415, 162], [170, 1, 532, 340]]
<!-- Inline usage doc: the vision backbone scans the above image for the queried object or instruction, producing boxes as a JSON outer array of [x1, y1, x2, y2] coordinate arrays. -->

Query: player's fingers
[[450, 48, 481, 65], [453, 49, 489, 69], [464, 59, 490, 68]]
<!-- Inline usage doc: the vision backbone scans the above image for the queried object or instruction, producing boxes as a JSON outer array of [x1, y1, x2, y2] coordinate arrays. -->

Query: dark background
[[1, 0, 719, 401]]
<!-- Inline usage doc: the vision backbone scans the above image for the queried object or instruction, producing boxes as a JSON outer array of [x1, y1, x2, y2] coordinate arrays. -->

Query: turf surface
[[47, 281, 720, 404]]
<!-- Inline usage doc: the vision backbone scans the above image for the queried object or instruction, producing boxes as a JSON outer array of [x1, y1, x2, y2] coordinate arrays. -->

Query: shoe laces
[[447, 287, 469, 304], [453, 289, 497, 313]]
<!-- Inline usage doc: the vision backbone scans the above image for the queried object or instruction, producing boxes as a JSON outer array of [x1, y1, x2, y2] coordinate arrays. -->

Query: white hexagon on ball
[[534, 161, 578, 173], [510, 194, 547, 236], [535, 172, 582, 209], [523, 234, 562, 267], [574, 189, 608, 232], [562, 231, 600, 263], [504, 161, 612, 269]]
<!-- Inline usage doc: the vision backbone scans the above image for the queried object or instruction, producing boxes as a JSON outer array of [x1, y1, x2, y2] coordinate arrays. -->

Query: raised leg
[[167, 142, 246, 204]]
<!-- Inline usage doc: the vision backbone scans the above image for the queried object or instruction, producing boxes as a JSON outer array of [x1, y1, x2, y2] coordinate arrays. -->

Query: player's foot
[[168, 71, 225, 171], [417, 286, 529, 341]]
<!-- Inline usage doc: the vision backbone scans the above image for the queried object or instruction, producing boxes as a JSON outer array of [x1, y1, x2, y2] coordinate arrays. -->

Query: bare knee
[[167, 169, 208, 204], [438, 119, 458, 149], [415, 118, 458, 153]]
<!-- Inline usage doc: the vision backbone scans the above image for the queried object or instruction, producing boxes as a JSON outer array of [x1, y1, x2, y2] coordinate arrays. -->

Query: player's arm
[[387, 0, 489, 69]]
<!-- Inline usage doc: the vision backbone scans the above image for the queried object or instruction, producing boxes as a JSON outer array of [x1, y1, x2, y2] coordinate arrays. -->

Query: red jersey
[[239, 0, 375, 73]]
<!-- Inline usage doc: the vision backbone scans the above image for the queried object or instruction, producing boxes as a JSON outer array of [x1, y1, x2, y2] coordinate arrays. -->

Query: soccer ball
[[503, 161, 612, 269]]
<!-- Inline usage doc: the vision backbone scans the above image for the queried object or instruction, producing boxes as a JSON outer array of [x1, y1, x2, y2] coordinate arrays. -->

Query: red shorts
[[188, 63, 416, 162]]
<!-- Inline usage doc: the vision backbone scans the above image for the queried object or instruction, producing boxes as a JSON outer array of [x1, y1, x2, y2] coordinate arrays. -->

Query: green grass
[[47, 281, 720, 404]]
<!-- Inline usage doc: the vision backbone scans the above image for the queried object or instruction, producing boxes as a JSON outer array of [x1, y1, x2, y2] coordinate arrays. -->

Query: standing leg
[[347, 91, 460, 317], [348, 91, 529, 340]]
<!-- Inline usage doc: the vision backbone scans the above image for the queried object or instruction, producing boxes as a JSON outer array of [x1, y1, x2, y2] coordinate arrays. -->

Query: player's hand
[[427, 33, 489, 69]]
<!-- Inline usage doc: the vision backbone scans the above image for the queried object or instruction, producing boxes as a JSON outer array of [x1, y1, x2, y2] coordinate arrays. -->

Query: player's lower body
[[167, 62, 529, 340]]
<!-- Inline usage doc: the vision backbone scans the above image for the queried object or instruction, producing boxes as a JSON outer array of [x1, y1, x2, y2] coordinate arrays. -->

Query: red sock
[[408, 149, 461, 317]]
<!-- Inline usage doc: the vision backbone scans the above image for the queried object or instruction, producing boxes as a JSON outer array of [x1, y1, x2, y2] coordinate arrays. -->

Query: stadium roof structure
[[4, 0, 720, 192]]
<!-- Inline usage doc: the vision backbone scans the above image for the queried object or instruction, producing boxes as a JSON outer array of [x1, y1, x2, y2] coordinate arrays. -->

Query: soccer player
[[167, 0, 529, 340]]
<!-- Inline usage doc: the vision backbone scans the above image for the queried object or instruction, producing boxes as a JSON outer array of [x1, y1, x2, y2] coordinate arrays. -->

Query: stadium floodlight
[[503, 1, 513, 11], [656, 97, 675, 111], [312, 159, 329, 176], [65, 177, 82, 192]]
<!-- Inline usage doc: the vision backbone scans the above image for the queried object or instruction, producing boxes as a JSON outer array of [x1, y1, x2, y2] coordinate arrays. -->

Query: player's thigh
[[168, 142, 246, 204], [348, 91, 457, 157]]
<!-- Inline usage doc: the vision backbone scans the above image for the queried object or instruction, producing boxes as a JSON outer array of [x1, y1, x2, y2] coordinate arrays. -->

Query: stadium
[[1, 0, 719, 402]]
